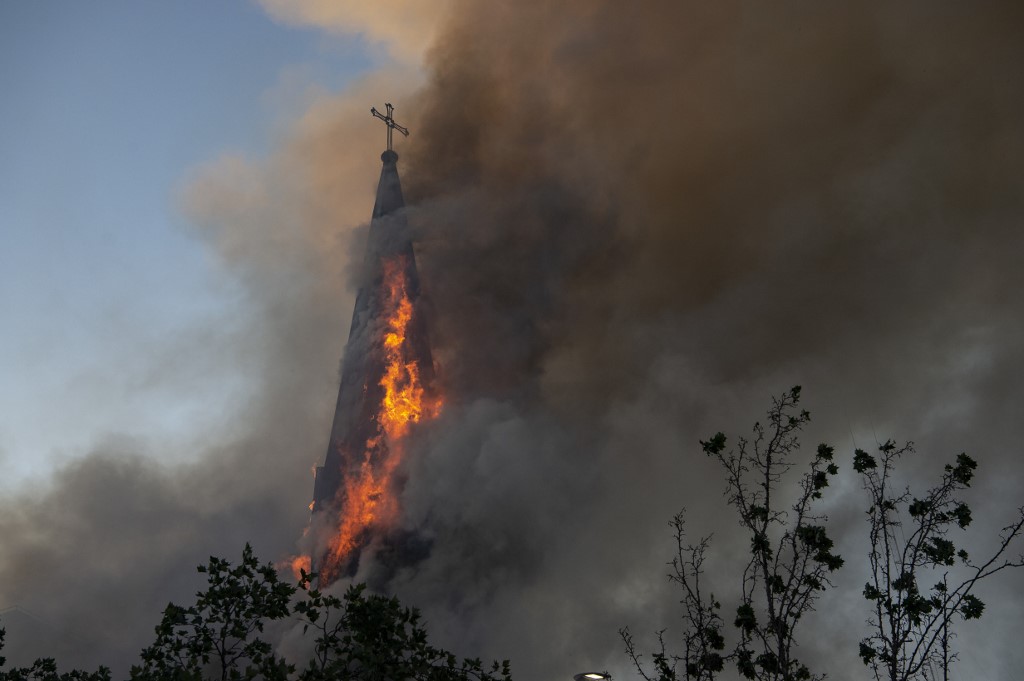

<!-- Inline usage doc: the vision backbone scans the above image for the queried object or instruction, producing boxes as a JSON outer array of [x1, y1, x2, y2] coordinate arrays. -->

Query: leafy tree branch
[[855, 442, 1024, 681]]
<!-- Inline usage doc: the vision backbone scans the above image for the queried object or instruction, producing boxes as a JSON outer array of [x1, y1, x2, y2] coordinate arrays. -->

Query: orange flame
[[288, 554, 312, 582], [319, 255, 441, 582]]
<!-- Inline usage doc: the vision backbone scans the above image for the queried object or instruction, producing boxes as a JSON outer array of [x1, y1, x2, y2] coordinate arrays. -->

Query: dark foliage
[[855, 442, 1024, 681], [0, 623, 111, 681], [294, 574, 510, 681], [621, 513, 727, 681], [0, 545, 510, 681], [123, 546, 510, 681], [131, 544, 295, 681], [623, 388, 842, 681]]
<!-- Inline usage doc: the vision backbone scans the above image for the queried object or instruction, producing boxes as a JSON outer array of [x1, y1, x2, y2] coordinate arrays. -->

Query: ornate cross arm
[[370, 102, 409, 152]]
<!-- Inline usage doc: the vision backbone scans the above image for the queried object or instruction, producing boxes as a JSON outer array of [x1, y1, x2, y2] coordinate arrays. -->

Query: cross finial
[[370, 102, 409, 152]]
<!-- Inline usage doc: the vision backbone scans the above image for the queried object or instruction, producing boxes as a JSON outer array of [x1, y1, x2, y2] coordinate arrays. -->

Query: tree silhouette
[[854, 441, 1024, 681], [0, 626, 111, 681], [623, 387, 842, 681], [127, 545, 511, 681], [294, 574, 510, 681], [132, 544, 294, 681], [622, 512, 727, 681]]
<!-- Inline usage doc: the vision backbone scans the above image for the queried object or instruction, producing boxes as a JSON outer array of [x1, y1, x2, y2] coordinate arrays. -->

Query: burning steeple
[[306, 104, 440, 585]]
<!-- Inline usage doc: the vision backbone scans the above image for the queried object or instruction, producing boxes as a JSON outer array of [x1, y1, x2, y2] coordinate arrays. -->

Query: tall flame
[[317, 254, 440, 583]]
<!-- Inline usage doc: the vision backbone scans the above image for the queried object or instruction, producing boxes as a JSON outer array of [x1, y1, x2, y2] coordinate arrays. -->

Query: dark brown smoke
[[407, 1, 1024, 413], [389, 2, 1024, 678], [2, 3, 1023, 681]]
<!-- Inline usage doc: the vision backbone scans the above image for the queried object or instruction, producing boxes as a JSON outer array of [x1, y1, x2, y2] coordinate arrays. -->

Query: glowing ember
[[317, 254, 441, 583]]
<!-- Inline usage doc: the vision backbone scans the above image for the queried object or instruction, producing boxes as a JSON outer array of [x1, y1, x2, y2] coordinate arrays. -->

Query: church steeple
[[307, 104, 438, 586]]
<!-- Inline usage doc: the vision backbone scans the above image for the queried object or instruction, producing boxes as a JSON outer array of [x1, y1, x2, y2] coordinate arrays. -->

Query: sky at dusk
[[2, 3, 1024, 681]]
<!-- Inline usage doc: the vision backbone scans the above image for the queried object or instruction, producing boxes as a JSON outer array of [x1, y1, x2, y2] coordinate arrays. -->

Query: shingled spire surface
[[310, 140, 438, 585]]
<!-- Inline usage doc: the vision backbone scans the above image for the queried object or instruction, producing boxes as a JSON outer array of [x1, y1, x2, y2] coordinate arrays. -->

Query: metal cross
[[370, 102, 409, 151]]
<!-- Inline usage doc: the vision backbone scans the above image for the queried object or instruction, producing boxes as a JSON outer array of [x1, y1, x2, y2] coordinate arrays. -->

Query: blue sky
[[0, 2, 376, 485]]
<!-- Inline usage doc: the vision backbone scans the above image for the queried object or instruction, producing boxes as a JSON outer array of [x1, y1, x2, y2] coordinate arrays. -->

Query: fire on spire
[[293, 102, 439, 587]]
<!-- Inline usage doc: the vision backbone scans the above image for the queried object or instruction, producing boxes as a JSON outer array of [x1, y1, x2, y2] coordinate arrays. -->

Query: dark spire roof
[[363, 151, 412, 263], [371, 150, 405, 219]]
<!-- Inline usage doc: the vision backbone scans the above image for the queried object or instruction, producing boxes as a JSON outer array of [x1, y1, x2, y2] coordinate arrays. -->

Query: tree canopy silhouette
[[622, 388, 1024, 681]]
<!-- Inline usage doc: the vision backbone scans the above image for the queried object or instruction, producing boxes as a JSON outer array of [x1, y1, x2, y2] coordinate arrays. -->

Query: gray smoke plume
[[3, 2, 1024, 681]]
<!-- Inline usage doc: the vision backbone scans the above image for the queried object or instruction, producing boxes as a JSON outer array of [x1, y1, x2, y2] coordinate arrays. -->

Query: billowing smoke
[[3, 2, 1024, 681]]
